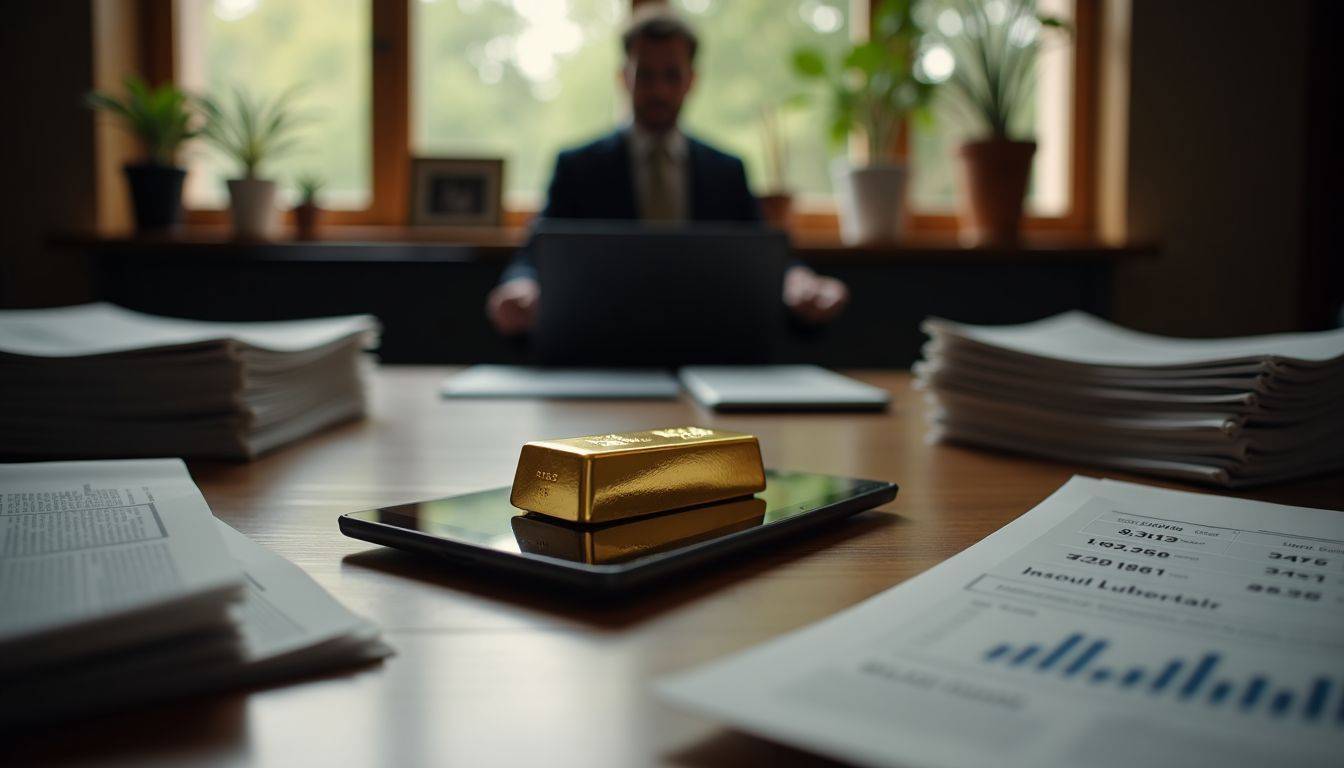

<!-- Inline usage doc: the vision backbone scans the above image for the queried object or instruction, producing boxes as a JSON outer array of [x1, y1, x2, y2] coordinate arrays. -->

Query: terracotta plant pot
[[757, 192, 793, 229], [226, 177, 279, 240], [957, 139, 1037, 246], [294, 202, 322, 240], [832, 161, 909, 244]]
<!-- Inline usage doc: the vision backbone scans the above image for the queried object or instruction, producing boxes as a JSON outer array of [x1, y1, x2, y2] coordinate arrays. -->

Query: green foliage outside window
[[415, 0, 852, 202], [182, 0, 1070, 216], [180, 0, 368, 208], [415, 0, 623, 205], [676, 0, 852, 198]]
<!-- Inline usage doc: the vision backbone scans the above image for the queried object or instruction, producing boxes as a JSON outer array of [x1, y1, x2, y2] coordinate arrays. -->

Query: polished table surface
[[10, 368, 1343, 767]]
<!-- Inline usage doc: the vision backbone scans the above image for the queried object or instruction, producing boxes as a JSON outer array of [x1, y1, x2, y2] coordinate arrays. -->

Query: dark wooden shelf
[[55, 226, 1156, 266], [65, 225, 1147, 367]]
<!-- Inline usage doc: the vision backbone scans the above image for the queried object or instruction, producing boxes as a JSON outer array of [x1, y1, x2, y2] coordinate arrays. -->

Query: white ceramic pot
[[226, 178, 280, 239], [831, 161, 909, 244]]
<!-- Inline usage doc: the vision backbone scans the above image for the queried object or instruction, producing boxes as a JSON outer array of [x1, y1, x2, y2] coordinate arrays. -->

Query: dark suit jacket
[[501, 129, 762, 283]]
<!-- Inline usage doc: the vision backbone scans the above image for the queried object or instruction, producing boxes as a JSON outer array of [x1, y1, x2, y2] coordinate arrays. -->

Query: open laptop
[[530, 223, 790, 366]]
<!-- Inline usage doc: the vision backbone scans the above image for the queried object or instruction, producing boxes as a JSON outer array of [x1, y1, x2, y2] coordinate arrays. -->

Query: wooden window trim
[[143, 0, 1097, 236], [144, 0, 407, 226], [894, 0, 1098, 234]]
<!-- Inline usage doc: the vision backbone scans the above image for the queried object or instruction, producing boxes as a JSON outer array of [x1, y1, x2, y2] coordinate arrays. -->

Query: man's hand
[[486, 277, 541, 336], [783, 265, 849, 325]]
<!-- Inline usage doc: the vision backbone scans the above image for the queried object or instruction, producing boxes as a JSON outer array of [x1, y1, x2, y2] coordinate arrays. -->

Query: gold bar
[[510, 496, 766, 564], [509, 426, 766, 523]]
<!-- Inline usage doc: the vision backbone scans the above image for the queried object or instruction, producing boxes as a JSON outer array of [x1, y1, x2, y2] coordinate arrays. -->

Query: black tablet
[[339, 470, 897, 593]]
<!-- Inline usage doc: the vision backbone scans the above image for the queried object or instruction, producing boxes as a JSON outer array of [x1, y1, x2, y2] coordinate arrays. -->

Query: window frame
[[904, 0, 1098, 234], [144, 0, 1096, 235], [145, 0, 408, 226]]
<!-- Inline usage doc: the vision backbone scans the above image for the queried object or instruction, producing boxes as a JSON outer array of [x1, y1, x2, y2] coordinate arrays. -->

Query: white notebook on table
[[441, 365, 681, 399], [678, 365, 890, 411]]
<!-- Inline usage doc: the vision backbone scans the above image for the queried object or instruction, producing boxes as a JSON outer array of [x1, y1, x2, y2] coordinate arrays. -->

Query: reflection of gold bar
[[511, 496, 766, 564], [509, 426, 766, 523]]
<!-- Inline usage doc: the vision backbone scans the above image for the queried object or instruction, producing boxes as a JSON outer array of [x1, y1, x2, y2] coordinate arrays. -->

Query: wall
[[1112, 0, 1312, 336], [1299, 0, 1343, 329], [0, 1, 100, 308]]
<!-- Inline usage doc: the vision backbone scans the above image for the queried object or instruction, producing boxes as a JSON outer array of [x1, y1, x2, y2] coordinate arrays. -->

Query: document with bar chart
[[661, 476, 1344, 768]]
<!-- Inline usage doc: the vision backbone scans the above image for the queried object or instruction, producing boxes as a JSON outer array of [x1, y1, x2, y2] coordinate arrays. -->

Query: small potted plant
[[293, 174, 325, 240], [85, 76, 198, 232], [793, 0, 934, 244], [198, 87, 306, 240], [935, 0, 1069, 245]]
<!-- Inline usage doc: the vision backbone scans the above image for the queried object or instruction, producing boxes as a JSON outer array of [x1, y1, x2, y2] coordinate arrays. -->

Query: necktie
[[644, 142, 678, 222]]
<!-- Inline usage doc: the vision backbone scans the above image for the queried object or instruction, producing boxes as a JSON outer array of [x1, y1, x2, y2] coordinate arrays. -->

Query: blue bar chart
[[982, 631, 1343, 726]]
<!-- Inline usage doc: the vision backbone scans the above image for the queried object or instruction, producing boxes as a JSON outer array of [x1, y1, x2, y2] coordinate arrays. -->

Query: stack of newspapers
[[0, 303, 378, 459], [916, 312, 1344, 487], [0, 459, 391, 724]]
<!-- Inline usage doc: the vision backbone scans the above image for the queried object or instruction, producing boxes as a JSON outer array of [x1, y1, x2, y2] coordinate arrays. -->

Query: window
[[413, 0, 623, 207], [149, 0, 1096, 235], [175, 0, 372, 210], [413, 0, 852, 208], [909, 0, 1076, 217], [674, 0, 852, 202]]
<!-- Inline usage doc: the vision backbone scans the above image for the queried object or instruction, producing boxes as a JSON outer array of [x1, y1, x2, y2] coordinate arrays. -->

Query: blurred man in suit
[[487, 4, 848, 336]]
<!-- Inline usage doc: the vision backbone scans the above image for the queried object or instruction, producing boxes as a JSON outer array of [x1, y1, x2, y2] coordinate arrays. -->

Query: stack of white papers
[[0, 459, 391, 724], [0, 303, 379, 459], [661, 476, 1344, 768], [915, 312, 1344, 487]]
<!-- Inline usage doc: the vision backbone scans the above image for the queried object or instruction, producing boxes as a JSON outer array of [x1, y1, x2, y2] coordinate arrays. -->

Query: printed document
[[1, 518, 392, 723], [925, 311, 1344, 368], [917, 313, 1344, 487], [214, 518, 390, 680], [660, 477, 1344, 768], [0, 305, 376, 459], [0, 459, 390, 723], [0, 459, 243, 669], [0, 302, 376, 357]]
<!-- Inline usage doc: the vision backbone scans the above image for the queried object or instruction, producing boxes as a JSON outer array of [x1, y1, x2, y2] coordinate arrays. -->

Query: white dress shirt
[[627, 125, 689, 223]]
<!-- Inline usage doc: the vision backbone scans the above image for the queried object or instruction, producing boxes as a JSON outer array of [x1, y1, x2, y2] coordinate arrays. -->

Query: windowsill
[[87, 224, 532, 247]]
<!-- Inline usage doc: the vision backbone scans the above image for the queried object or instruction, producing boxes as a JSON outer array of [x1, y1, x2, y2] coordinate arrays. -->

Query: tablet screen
[[343, 470, 889, 566]]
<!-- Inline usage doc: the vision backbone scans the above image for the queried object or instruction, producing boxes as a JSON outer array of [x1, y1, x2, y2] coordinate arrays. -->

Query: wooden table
[[10, 369, 1342, 767]]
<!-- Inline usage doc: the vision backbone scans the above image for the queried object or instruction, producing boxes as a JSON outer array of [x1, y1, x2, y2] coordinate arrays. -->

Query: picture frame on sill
[[408, 157, 505, 227]]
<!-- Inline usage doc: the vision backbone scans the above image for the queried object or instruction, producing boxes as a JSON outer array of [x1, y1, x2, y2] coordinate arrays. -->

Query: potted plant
[[198, 87, 306, 240], [293, 174, 324, 240], [85, 76, 198, 232], [935, 0, 1069, 245], [793, 0, 934, 244]]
